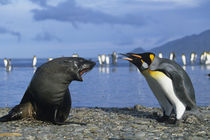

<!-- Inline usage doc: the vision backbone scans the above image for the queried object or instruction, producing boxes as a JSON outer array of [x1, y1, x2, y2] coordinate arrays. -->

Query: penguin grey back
[[150, 56, 196, 110]]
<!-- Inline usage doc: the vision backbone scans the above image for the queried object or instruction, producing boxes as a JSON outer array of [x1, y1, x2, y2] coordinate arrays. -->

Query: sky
[[0, 0, 210, 58]]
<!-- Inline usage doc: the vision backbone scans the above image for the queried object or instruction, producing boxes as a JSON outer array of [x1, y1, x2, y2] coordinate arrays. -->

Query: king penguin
[[121, 52, 197, 123]]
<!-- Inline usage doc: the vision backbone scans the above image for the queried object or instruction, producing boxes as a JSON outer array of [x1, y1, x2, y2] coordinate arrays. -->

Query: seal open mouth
[[79, 68, 90, 76], [78, 61, 96, 81]]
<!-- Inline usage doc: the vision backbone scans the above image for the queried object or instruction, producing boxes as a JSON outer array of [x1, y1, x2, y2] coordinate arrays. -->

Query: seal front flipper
[[0, 102, 34, 122], [52, 108, 67, 125]]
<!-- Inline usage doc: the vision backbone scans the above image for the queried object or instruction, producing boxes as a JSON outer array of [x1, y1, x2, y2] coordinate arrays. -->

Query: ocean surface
[[0, 58, 209, 108]]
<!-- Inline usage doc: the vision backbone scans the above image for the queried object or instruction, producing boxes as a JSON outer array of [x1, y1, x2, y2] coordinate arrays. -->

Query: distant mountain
[[130, 47, 145, 53], [150, 29, 210, 57], [132, 29, 210, 57]]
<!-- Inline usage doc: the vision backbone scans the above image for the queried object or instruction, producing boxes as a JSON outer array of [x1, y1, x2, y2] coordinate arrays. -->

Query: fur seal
[[0, 57, 95, 124]]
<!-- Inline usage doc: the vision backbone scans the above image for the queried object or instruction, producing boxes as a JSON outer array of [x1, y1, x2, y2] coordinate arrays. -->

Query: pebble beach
[[0, 105, 209, 140]]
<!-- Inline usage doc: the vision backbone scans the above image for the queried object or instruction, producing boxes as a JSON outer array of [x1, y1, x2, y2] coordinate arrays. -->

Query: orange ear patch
[[150, 54, 155, 62]]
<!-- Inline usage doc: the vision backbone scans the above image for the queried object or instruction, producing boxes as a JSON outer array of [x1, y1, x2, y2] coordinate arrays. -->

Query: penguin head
[[121, 52, 155, 71]]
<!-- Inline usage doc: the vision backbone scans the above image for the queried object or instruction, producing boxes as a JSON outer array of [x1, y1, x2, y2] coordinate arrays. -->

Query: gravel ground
[[0, 105, 209, 140]]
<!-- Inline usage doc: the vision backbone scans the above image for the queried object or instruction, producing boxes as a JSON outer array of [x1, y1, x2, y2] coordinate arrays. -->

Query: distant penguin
[[106, 55, 110, 65], [72, 53, 79, 57], [158, 53, 163, 58], [98, 55, 102, 65], [111, 51, 118, 64], [121, 52, 197, 124], [205, 52, 210, 65], [6, 59, 12, 72], [200, 53, 205, 64], [48, 58, 53, 61], [169, 52, 176, 61], [3, 58, 8, 67], [190, 52, 197, 64], [32, 56, 37, 67], [101, 54, 106, 64], [181, 54, 187, 66]]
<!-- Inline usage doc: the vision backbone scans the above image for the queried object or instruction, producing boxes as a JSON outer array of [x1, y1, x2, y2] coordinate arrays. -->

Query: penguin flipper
[[151, 60, 197, 110]]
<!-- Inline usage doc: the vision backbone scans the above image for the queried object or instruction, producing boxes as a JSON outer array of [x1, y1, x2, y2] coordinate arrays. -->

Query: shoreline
[[0, 105, 209, 139]]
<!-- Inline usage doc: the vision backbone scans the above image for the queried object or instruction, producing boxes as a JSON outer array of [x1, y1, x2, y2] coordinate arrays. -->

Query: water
[[0, 58, 209, 108]]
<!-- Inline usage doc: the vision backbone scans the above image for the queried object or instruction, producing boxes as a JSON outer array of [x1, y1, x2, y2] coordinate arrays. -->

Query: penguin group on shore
[[121, 52, 197, 124]]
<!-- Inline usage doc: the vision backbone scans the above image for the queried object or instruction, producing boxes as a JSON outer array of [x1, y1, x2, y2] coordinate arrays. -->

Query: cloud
[[31, 0, 145, 26], [149, 0, 201, 6], [0, 0, 11, 5], [0, 26, 21, 41], [76, 0, 207, 14], [30, 0, 47, 7], [34, 32, 62, 42], [121, 0, 204, 7]]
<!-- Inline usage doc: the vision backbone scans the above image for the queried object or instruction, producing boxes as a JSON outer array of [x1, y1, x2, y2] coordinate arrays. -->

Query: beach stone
[[134, 104, 145, 111], [0, 106, 209, 139], [184, 115, 200, 124], [25, 135, 36, 140], [196, 131, 207, 136], [135, 131, 146, 137], [188, 136, 206, 140]]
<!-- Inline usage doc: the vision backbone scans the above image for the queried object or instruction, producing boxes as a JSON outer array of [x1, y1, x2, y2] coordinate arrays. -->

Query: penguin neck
[[141, 69, 166, 80], [141, 69, 151, 77]]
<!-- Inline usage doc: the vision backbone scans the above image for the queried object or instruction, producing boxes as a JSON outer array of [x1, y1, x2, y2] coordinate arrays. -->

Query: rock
[[135, 131, 146, 137], [0, 106, 209, 139], [184, 115, 200, 124], [134, 104, 144, 111]]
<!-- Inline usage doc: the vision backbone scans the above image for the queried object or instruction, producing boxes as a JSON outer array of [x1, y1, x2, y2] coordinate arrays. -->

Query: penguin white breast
[[142, 70, 185, 119], [143, 70, 174, 103]]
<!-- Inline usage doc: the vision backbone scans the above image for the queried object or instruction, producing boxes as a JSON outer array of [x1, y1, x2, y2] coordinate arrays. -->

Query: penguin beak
[[121, 55, 133, 62], [120, 53, 144, 69], [120, 53, 142, 62], [120, 53, 133, 61]]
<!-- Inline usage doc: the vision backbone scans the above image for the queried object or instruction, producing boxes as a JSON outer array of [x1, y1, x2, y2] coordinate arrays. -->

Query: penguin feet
[[156, 115, 169, 122], [157, 114, 181, 126], [164, 119, 181, 127], [166, 117, 178, 124]]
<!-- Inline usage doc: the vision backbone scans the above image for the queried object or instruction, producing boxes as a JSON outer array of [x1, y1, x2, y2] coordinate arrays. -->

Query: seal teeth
[[79, 68, 89, 76]]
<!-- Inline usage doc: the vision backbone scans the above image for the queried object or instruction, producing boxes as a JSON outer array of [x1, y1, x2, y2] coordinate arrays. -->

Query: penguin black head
[[121, 52, 155, 71]]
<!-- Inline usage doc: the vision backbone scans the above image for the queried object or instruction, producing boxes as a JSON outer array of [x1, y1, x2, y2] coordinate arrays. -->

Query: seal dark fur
[[0, 57, 95, 124]]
